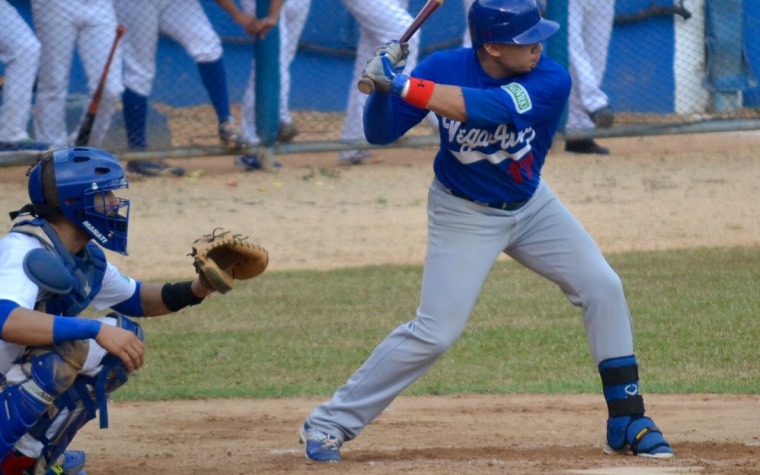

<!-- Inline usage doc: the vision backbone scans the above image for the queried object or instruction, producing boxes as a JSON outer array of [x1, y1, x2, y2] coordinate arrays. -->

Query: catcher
[[0, 146, 267, 475]]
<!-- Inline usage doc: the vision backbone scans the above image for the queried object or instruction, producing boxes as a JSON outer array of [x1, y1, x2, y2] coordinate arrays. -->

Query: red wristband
[[403, 77, 435, 109]]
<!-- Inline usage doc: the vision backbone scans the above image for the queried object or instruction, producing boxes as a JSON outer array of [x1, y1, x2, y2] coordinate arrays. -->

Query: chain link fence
[[1, 0, 759, 167]]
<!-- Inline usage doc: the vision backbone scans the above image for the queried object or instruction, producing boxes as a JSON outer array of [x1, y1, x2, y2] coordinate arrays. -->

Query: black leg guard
[[599, 355, 674, 458]]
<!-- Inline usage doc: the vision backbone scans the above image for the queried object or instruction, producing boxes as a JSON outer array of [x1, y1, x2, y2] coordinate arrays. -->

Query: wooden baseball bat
[[75, 25, 126, 147], [357, 0, 444, 94]]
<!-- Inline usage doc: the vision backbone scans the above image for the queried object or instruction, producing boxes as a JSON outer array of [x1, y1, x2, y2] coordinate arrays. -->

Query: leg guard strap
[[93, 354, 129, 428], [92, 314, 143, 428], [607, 394, 645, 418], [28, 378, 97, 469], [622, 416, 673, 457]]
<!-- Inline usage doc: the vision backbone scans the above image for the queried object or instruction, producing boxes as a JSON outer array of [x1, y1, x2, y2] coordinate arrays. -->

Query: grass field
[[117, 245, 760, 401]]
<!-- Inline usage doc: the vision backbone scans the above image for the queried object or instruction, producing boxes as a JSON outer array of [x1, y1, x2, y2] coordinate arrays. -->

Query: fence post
[[254, 0, 280, 169], [545, 0, 569, 133]]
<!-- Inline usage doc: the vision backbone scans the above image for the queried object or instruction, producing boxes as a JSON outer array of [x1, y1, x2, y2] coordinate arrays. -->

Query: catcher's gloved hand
[[190, 228, 269, 294], [361, 40, 410, 94]]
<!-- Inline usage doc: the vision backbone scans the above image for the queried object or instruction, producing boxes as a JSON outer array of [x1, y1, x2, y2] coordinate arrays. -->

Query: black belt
[[444, 186, 529, 211]]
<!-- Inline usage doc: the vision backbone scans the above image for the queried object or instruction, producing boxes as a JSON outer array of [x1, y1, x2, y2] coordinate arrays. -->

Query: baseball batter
[[300, 0, 673, 462], [30, 0, 124, 149], [0, 147, 218, 474]]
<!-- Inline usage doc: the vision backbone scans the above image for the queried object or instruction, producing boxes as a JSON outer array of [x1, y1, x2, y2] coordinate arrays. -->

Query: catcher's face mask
[[27, 147, 131, 255]]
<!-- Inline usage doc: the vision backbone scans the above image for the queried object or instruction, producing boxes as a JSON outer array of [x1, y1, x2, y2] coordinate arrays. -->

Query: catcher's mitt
[[190, 228, 269, 294]]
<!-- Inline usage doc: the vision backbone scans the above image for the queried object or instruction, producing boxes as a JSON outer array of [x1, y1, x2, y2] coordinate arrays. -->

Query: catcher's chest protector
[[12, 219, 106, 316]]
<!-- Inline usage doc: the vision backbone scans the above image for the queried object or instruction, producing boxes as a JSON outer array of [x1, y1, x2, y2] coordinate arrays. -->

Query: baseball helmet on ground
[[468, 0, 559, 48], [27, 146, 131, 254]]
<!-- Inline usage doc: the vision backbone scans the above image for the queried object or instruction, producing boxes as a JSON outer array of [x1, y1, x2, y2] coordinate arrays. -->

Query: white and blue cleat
[[299, 422, 343, 462]]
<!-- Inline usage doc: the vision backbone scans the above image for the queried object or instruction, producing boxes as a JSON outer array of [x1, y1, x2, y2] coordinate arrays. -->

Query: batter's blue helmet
[[27, 147, 131, 255], [468, 0, 559, 48]]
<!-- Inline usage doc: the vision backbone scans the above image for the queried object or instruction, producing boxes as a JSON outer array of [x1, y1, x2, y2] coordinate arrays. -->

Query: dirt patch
[[2, 131, 759, 474], [77, 394, 760, 475]]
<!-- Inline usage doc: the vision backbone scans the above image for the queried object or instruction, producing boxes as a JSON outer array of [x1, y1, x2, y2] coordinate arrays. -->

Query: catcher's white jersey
[[0, 232, 136, 374]]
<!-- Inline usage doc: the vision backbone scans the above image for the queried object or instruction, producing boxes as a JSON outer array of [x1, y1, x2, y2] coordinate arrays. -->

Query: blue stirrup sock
[[122, 88, 148, 149], [197, 59, 231, 124], [599, 355, 672, 455]]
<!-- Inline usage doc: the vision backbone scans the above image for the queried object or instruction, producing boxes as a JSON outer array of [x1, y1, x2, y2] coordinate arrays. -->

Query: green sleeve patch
[[501, 83, 532, 114]]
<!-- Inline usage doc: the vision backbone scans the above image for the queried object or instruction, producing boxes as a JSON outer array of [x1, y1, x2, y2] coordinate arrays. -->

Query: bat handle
[[357, 77, 375, 94]]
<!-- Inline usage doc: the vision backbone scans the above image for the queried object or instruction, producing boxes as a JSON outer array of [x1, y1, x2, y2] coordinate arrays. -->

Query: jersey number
[[508, 152, 534, 184]]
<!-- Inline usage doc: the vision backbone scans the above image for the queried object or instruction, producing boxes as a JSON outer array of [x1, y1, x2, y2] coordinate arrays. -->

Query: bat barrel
[[357, 78, 375, 94]]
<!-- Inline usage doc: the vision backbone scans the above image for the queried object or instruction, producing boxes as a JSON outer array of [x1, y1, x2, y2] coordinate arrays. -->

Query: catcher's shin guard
[[0, 340, 88, 461], [599, 355, 674, 458], [20, 314, 142, 473], [26, 378, 100, 473]]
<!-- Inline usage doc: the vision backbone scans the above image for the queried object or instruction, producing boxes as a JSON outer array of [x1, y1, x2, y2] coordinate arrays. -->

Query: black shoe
[[338, 149, 371, 165], [564, 139, 610, 155], [234, 155, 282, 171], [277, 122, 299, 143], [590, 106, 614, 128], [218, 117, 250, 149], [127, 159, 185, 177]]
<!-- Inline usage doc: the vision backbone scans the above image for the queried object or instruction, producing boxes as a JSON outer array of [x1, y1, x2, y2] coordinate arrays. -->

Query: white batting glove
[[362, 41, 410, 94]]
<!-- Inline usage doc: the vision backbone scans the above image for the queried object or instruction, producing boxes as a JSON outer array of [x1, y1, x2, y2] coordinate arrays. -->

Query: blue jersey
[[364, 48, 571, 203]]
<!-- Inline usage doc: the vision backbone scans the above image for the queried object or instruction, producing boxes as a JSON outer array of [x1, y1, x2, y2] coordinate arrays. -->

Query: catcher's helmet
[[468, 0, 559, 48], [27, 146, 130, 255]]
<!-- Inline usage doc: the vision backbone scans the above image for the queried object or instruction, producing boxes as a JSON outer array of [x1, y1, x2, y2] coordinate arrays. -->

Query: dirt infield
[[1, 131, 759, 474]]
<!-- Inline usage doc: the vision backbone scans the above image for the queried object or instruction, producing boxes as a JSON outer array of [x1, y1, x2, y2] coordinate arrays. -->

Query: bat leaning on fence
[[74, 25, 126, 147]]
